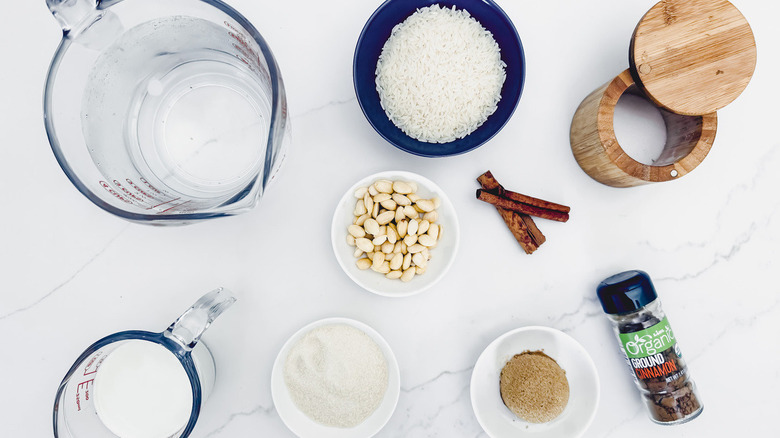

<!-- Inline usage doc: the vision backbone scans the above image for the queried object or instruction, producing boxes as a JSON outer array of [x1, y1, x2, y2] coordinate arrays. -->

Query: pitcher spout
[[47, 0, 99, 34]]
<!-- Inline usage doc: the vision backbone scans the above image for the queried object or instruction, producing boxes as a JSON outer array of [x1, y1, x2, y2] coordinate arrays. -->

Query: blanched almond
[[412, 252, 427, 268], [386, 270, 403, 279], [348, 225, 366, 238], [380, 199, 397, 210], [416, 199, 434, 212], [356, 258, 371, 270], [372, 261, 391, 274], [392, 181, 413, 194], [374, 180, 393, 194], [387, 226, 398, 244], [373, 193, 391, 203], [381, 241, 394, 254], [376, 210, 395, 225], [418, 234, 436, 247], [355, 213, 370, 226], [408, 244, 425, 253], [423, 211, 438, 222], [427, 223, 439, 240], [364, 218, 380, 236], [372, 252, 385, 269], [392, 193, 412, 206], [354, 186, 368, 199], [355, 238, 374, 253], [418, 220, 430, 235], [403, 205, 418, 218], [400, 267, 416, 282], [354, 199, 367, 216], [407, 219, 419, 236], [372, 235, 387, 245], [397, 220, 408, 238], [389, 253, 403, 270], [403, 253, 412, 270]]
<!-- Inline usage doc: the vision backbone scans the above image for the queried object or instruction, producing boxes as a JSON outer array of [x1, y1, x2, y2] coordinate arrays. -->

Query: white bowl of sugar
[[271, 317, 400, 438]]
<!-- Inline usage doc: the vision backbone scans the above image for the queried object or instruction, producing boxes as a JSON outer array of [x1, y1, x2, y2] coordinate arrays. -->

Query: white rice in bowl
[[375, 4, 507, 144]]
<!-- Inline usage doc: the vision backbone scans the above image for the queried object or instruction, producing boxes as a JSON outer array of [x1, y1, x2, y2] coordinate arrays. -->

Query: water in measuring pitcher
[[82, 16, 272, 212]]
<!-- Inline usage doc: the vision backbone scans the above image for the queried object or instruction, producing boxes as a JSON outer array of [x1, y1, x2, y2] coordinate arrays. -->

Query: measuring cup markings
[[225, 21, 265, 78], [125, 177, 166, 202], [98, 181, 130, 204], [98, 174, 206, 214], [74, 350, 107, 411], [98, 179, 173, 211], [111, 180, 147, 204]]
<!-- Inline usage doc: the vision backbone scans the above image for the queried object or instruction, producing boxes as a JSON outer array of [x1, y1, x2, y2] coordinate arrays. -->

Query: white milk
[[94, 341, 195, 438]]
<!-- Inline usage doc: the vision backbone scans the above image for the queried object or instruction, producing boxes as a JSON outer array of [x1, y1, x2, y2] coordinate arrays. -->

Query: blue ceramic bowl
[[354, 0, 525, 157]]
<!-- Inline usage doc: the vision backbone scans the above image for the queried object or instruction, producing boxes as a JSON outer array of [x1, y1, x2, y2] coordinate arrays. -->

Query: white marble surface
[[1, 0, 778, 436]]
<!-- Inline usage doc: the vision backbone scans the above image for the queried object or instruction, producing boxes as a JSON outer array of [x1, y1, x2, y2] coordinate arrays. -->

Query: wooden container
[[570, 0, 755, 187], [570, 70, 717, 188]]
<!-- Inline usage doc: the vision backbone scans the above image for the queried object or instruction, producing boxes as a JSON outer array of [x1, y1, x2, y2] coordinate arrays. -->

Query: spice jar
[[597, 270, 703, 424]]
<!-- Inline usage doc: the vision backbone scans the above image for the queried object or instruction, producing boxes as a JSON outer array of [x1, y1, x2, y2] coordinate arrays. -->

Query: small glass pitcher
[[44, 0, 290, 225], [53, 288, 236, 437]]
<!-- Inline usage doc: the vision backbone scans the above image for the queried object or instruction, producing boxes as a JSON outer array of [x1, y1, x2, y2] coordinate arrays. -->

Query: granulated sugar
[[284, 324, 388, 427]]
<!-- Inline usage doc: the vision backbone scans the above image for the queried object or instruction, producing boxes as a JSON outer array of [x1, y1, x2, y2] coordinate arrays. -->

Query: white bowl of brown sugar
[[470, 326, 599, 438]]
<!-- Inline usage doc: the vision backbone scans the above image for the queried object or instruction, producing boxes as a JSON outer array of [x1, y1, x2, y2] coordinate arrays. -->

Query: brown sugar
[[499, 351, 569, 423]]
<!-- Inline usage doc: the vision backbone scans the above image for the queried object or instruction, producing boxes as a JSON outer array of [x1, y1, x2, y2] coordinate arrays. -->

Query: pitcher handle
[[165, 288, 237, 351]]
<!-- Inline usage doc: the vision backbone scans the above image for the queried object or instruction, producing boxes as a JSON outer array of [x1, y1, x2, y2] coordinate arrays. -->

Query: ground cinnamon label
[[617, 316, 701, 423]]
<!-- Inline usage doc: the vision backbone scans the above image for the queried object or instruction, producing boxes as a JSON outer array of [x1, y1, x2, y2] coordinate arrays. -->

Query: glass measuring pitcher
[[44, 0, 290, 224], [53, 288, 236, 437]]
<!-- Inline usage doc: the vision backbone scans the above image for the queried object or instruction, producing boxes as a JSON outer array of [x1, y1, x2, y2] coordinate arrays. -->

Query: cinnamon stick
[[478, 171, 570, 213], [477, 171, 542, 254], [476, 190, 570, 223], [498, 208, 539, 254], [477, 171, 502, 192], [521, 214, 546, 246]]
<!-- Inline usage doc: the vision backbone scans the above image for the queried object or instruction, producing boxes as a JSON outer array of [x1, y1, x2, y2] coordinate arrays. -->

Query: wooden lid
[[630, 0, 756, 115]]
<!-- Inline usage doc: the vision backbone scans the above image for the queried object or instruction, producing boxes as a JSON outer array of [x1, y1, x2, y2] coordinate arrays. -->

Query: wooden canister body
[[570, 70, 717, 188]]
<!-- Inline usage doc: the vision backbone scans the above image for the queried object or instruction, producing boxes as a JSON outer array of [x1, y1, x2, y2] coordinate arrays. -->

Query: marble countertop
[[1, 0, 777, 436]]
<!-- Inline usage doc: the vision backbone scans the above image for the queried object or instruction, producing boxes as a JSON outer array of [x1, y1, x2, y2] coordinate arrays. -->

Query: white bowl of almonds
[[331, 171, 459, 297]]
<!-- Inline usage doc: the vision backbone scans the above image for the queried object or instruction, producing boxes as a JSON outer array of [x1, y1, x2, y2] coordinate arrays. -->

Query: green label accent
[[619, 317, 676, 359]]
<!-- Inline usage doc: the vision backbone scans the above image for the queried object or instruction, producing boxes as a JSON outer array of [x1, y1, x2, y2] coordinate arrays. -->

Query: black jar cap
[[597, 270, 658, 314]]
